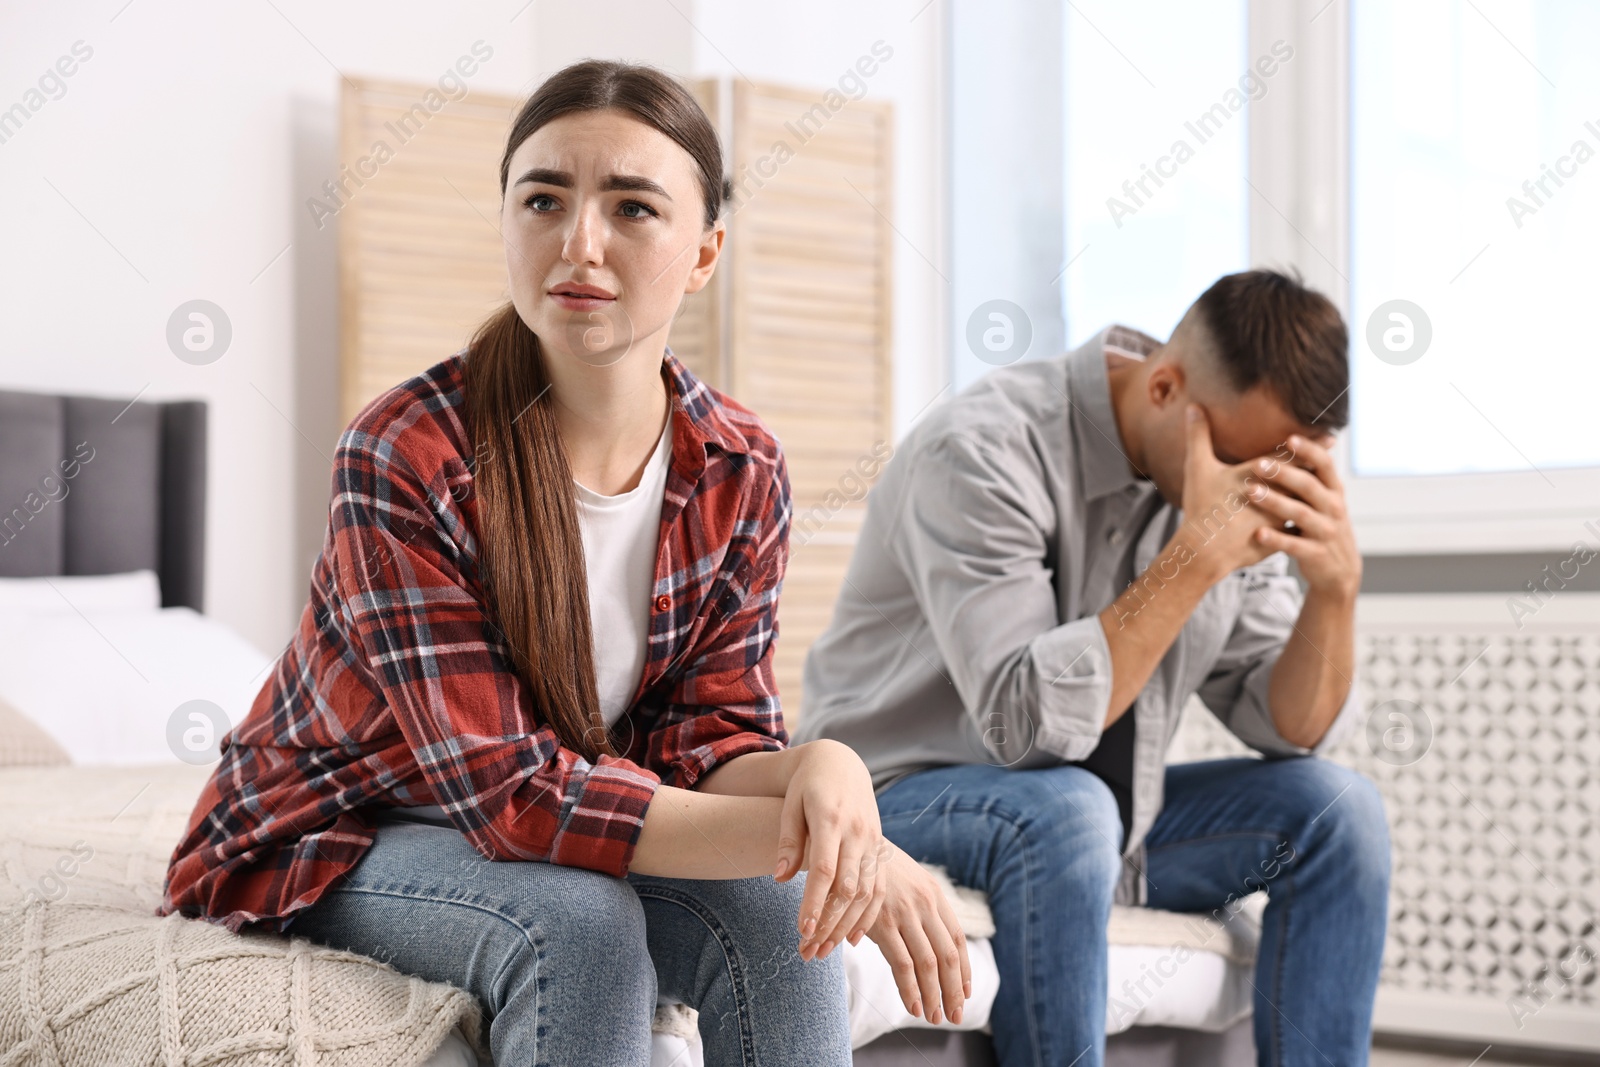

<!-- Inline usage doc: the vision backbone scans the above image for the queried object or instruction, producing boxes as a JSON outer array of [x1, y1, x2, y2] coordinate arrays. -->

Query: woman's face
[[501, 108, 722, 370]]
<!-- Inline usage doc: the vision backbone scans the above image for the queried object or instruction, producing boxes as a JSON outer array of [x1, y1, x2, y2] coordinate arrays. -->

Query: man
[[795, 270, 1390, 1066]]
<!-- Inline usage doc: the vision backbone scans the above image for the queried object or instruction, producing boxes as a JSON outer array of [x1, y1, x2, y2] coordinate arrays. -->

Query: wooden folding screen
[[720, 81, 894, 720], [336, 78, 521, 425], [338, 75, 894, 728]]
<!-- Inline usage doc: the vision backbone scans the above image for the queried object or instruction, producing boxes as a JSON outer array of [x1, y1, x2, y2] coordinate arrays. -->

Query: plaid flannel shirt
[[161, 349, 792, 933]]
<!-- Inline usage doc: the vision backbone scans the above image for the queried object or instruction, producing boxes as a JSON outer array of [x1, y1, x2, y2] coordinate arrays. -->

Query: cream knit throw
[[0, 763, 998, 1065], [0, 760, 1246, 1062], [0, 764, 484, 1067]]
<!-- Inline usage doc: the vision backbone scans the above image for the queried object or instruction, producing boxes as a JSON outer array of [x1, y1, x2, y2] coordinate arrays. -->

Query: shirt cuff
[[667, 730, 788, 791], [1306, 678, 1362, 756], [1030, 615, 1115, 762], [543, 755, 662, 878], [1230, 657, 1362, 758]]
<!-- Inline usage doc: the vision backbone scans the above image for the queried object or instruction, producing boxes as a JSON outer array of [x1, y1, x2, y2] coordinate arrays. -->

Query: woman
[[161, 60, 969, 1065]]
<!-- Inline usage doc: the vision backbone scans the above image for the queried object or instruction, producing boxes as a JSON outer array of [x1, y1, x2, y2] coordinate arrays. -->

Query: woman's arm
[[631, 783, 969, 1025], [628, 784, 785, 877], [656, 743, 972, 1026], [692, 746, 803, 798], [696, 741, 880, 951], [697, 741, 878, 934]]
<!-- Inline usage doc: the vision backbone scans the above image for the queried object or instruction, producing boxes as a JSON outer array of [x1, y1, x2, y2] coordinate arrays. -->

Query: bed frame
[[0, 387, 206, 611]]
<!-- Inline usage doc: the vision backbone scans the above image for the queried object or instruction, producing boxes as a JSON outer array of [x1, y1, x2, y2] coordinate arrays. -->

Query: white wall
[[684, 0, 950, 442], [0, 0, 947, 655]]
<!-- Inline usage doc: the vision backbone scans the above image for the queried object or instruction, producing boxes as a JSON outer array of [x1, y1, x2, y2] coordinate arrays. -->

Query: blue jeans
[[877, 757, 1390, 1067], [286, 819, 852, 1066]]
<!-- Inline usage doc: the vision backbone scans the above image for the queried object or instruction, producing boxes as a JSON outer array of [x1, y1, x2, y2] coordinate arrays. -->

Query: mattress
[[0, 584, 1262, 1066], [0, 757, 1260, 1067], [638, 875, 1264, 1067]]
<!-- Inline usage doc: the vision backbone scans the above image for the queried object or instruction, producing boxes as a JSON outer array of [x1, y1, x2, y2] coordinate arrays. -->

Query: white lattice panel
[[1167, 594, 1600, 1053]]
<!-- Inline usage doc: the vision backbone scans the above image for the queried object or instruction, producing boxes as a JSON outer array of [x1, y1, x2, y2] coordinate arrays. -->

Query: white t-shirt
[[388, 412, 672, 828], [574, 411, 673, 726]]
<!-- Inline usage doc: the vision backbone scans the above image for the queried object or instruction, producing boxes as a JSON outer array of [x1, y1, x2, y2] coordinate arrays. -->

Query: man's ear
[[683, 222, 726, 296], [1146, 359, 1187, 411]]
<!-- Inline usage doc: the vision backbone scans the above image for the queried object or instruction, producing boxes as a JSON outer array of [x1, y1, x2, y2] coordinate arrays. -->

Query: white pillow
[[0, 570, 163, 614], [0, 606, 272, 766]]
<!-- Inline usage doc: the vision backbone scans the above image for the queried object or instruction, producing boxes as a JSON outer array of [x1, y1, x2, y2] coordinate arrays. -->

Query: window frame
[[1252, 0, 1600, 554], [943, 0, 1597, 553]]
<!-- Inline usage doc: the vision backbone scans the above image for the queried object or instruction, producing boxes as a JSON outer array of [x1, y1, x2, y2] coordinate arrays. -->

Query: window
[[947, 0, 1597, 551], [1350, 0, 1600, 478], [1062, 0, 1249, 349], [947, 0, 1248, 391]]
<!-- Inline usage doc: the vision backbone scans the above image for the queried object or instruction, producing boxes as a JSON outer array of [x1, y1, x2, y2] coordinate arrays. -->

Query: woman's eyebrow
[[512, 168, 672, 200], [601, 174, 672, 199], [515, 167, 571, 187]]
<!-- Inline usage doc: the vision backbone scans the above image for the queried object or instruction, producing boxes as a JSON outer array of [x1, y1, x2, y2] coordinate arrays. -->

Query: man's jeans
[[288, 819, 853, 1067], [878, 757, 1391, 1067]]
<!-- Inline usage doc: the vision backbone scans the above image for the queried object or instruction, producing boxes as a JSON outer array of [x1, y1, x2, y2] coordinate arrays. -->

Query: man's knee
[[999, 769, 1125, 901], [1283, 760, 1391, 889]]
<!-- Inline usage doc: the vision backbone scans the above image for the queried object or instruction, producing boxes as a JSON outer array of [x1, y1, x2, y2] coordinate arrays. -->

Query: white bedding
[[0, 580, 1261, 1064], [0, 605, 272, 765], [0, 751, 1258, 1067], [640, 891, 1263, 1067], [0, 569, 164, 613]]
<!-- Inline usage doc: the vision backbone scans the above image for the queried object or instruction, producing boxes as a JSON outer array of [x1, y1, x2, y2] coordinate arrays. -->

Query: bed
[[0, 386, 1261, 1066]]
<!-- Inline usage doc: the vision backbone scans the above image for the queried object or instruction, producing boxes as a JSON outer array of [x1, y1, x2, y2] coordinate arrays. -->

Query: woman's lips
[[556, 292, 617, 308], [548, 282, 617, 312]]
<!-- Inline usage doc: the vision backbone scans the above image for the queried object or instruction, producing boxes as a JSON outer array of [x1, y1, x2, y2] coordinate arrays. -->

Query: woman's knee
[[732, 874, 847, 1015], [635, 872, 842, 1009], [484, 864, 653, 1009]]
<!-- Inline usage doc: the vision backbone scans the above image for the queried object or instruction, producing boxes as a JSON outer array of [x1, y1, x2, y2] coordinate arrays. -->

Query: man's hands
[[774, 740, 971, 1024], [1248, 432, 1361, 600], [1177, 405, 1278, 580], [1179, 405, 1360, 600]]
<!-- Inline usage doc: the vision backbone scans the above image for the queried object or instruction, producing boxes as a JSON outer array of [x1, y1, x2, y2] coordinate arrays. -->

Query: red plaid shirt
[[161, 350, 792, 933]]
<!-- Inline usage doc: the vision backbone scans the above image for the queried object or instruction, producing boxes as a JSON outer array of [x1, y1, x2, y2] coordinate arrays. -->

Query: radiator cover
[[1166, 593, 1599, 1054]]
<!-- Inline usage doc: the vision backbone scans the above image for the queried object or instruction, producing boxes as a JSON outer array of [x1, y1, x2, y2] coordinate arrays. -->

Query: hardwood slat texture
[[728, 80, 893, 719], [774, 539, 861, 734], [339, 76, 520, 425]]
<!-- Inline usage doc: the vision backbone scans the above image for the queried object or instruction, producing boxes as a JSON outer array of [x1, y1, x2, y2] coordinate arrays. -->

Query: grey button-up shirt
[[794, 325, 1361, 905]]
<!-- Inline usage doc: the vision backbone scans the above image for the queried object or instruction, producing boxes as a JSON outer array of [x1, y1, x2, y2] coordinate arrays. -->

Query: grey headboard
[[0, 388, 206, 612]]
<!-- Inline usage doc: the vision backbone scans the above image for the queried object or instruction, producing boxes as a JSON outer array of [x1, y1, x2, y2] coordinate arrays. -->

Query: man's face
[[1140, 320, 1323, 507]]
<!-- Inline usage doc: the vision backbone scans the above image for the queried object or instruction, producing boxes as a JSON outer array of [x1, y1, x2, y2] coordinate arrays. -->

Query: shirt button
[[1107, 528, 1123, 545], [654, 594, 671, 612]]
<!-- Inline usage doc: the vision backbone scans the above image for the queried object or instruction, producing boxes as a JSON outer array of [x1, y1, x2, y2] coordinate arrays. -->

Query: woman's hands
[[774, 740, 971, 1025], [775, 739, 886, 960], [862, 841, 972, 1025]]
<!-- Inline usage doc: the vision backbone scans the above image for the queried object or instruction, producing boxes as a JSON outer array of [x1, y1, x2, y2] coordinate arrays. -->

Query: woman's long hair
[[463, 61, 729, 763]]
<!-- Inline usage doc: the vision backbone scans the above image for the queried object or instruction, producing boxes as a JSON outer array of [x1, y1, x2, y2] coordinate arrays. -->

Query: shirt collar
[[662, 347, 751, 462], [1066, 324, 1161, 501]]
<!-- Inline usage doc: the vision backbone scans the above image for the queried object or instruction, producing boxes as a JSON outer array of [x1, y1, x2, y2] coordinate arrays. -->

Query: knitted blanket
[[0, 763, 1003, 1066], [0, 763, 484, 1067]]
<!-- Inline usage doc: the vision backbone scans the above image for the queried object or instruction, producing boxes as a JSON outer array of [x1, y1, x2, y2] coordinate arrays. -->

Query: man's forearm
[[1266, 586, 1356, 749], [1098, 530, 1222, 727]]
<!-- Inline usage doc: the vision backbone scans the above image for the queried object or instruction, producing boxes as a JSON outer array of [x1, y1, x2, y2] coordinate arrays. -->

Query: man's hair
[[1190, 269, 1349, 429]]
